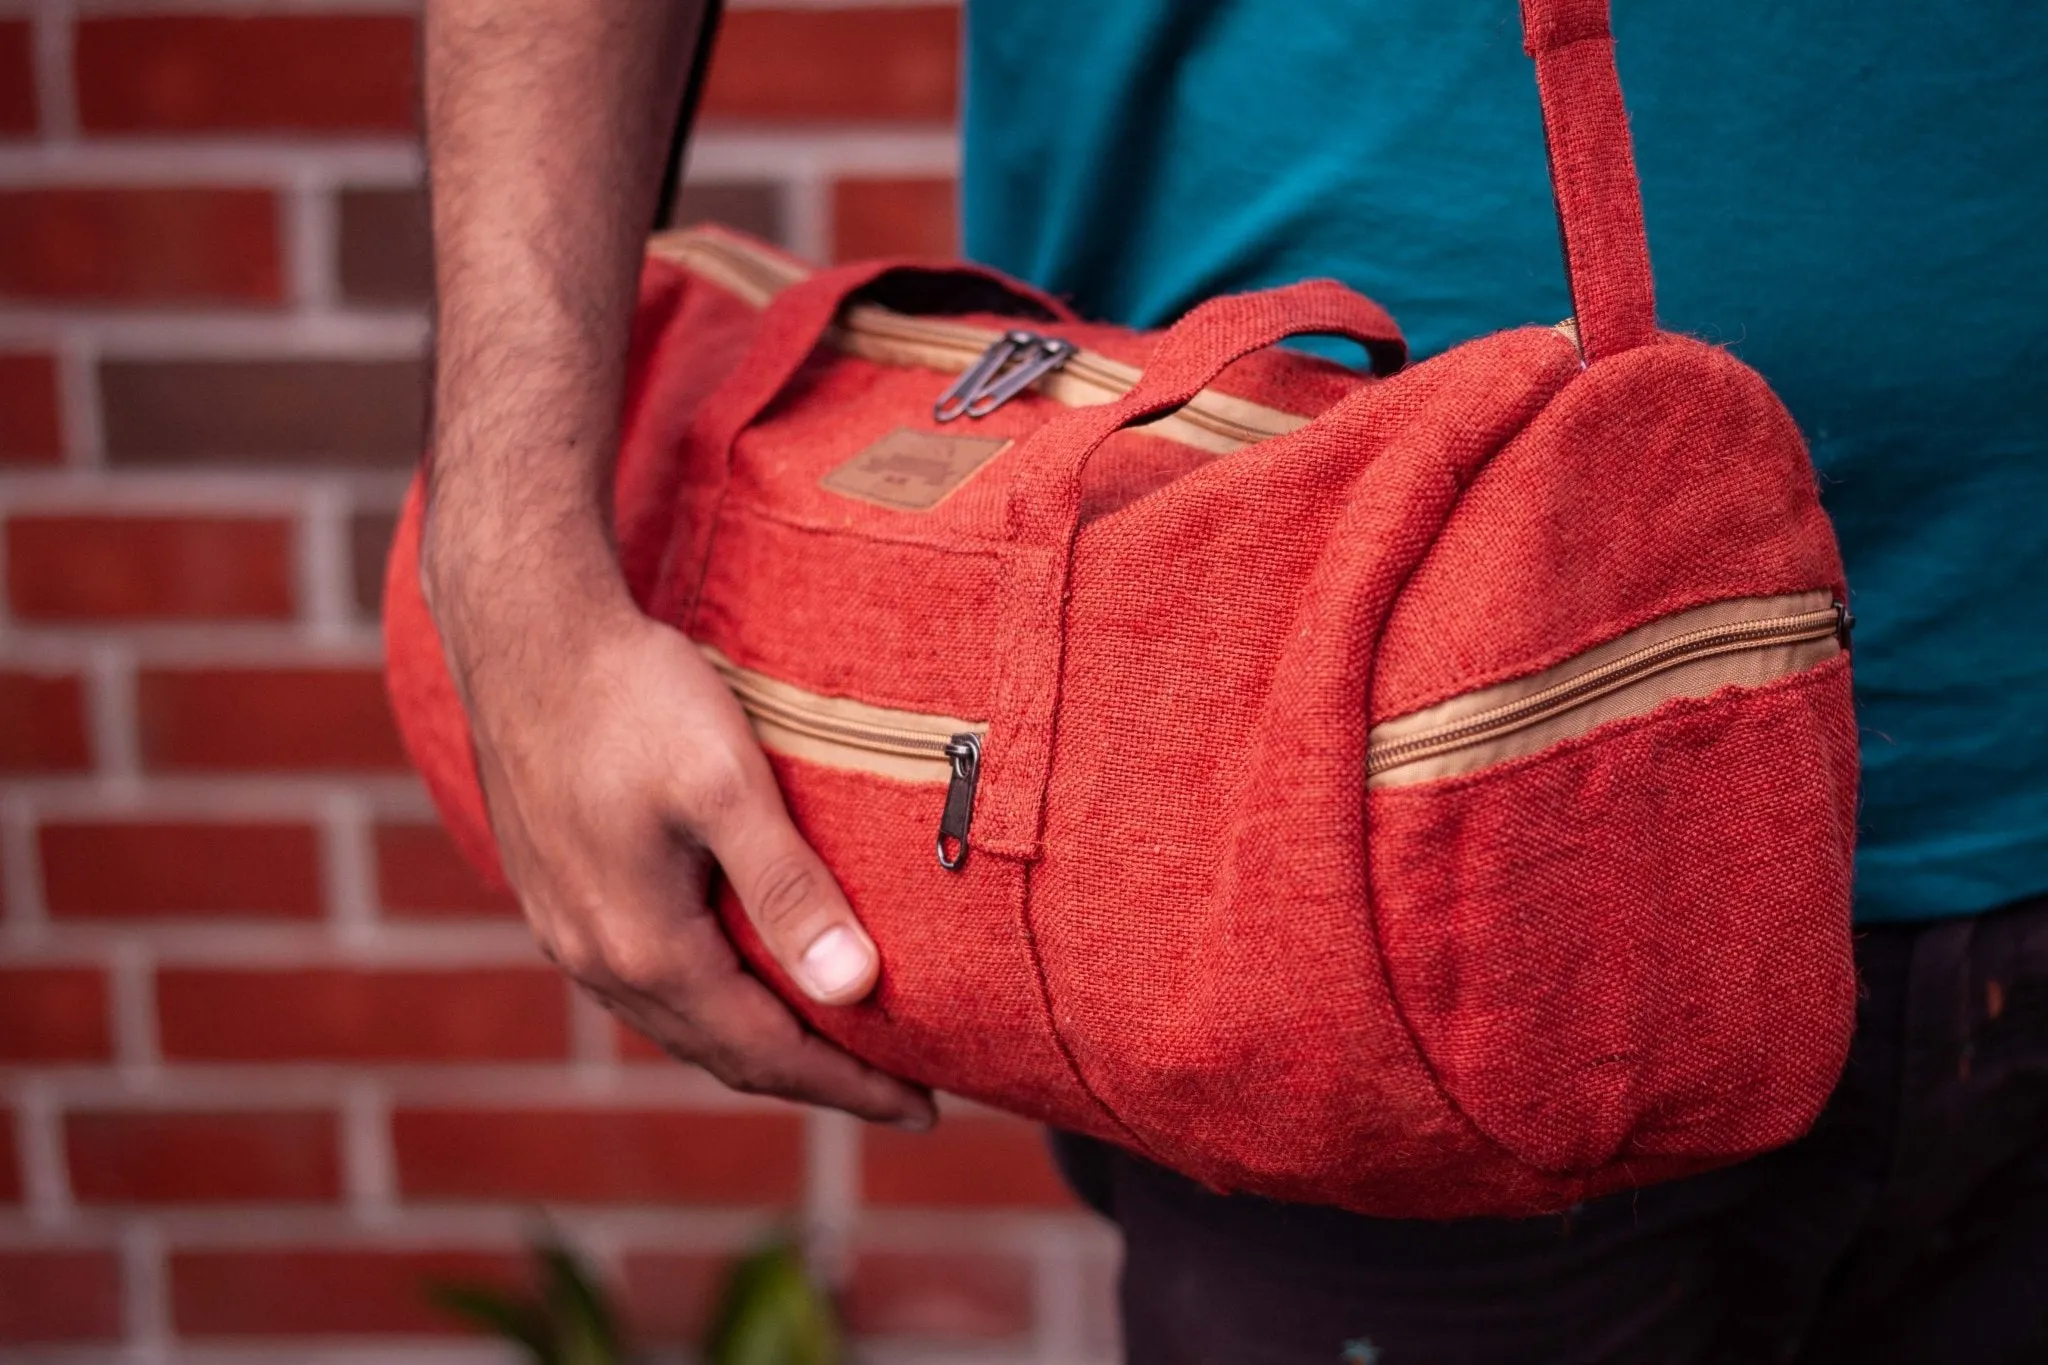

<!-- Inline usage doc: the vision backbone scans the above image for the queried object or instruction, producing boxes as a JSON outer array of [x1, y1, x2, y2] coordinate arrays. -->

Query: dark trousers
[[1053, 893, 2048, 1365]]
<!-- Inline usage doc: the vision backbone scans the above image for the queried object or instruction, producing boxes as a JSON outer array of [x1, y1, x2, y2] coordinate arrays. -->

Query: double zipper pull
[[932, 330, 1075, 422], [933, 331, 1028, 422], [935, 733, 982, 870], [964, 336, 1075, 417]]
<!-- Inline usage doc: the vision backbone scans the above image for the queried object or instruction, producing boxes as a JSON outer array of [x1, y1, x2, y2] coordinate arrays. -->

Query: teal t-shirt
[[961, 1, 2048, 923]]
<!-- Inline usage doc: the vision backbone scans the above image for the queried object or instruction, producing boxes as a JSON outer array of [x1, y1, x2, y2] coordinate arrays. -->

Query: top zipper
[[650, 227, 1583, 453], [650, 229, 1314, 453]]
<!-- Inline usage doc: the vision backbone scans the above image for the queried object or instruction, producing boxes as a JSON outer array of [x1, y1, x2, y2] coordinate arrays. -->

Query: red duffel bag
[[385, 0, 1858, 1216]]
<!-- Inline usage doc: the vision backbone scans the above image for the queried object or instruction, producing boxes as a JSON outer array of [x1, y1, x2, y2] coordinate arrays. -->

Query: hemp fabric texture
[[384, 0, 1859, 1216]]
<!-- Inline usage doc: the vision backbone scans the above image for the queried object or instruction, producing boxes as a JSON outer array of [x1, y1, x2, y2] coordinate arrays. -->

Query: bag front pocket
[[703, 646, 988, 869], [698, 645, 1118, 1136]]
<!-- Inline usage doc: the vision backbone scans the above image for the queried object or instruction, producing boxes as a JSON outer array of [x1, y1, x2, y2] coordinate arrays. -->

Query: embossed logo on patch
[[820, 428, 1012, 511]]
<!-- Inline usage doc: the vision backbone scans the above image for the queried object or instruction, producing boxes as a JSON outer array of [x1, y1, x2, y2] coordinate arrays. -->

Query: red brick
[[41, 821, 323, 919], [7, 511, 296, 618], [831, 178, 958, 262], [864, 1117, 1076, 1208], [0, 967, 111, 1062], [101, 357, 427, 468], [157, 968, 568, 1062], [705, 7, 957, 123], [336, 186, 429, 306], [374, 823, 518, 918], [0, 22, 35, 136], [844, 1250, 1034, 1340], [0, 353, 63, 462], [0, 1111, 18, 1202], [67, 1110, 341, 1204], [76, 15, 415, 135], [172, 1248, 524, 1337], [615, 1016, 669, 1062], [393, 1108, 802, 1205], [0, 187, 281, 304], [0, 670, 90, 772], [137, 667, 407, 772], [0, 1250, 123, 1343], [8, 515, 294, 621]]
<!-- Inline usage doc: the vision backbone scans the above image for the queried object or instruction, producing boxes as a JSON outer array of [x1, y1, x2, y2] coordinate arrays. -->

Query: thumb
[[702, 792, 880, 1007]]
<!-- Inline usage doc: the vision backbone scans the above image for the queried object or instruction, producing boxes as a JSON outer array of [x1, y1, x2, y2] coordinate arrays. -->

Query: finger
[[699, 783, 881, 1007], [599, 927, 935, 1127]]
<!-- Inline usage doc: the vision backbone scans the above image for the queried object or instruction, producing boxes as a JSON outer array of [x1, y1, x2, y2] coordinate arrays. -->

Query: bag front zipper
[[700, 646, 987, 869], [1367, 594, 1849, 788]]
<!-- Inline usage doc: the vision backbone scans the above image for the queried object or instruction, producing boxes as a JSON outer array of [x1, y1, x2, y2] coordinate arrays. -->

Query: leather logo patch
[[820, 428, 1011, 511]]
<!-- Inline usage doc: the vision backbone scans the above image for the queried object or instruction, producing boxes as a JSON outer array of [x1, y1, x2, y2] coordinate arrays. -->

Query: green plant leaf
[[540, 1241, 623, 1365], [426, 1282, 559, 1365], [703, 1243, 840, 1365]]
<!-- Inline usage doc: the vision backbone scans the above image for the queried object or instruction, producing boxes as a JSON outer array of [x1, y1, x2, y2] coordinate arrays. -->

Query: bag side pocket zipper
[[1367, 593, 1849, 788], [700, 646, 988, 869]]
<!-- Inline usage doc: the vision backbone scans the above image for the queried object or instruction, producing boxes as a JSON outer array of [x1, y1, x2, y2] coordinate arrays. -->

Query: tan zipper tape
[[652, 229, 804, 305], [1367, 591, 1842, 789], [700, 645, 984, 785], [649, 227, 1311, 454], [702, 582, 1839, 797]]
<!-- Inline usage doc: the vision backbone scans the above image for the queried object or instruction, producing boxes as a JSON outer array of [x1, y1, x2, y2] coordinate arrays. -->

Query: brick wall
[[0, 2, 1119, 1359]]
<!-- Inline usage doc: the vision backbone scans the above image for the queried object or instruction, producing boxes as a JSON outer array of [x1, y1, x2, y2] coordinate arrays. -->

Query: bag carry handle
[[1522, 0, 1657, 361], [973, 279, 1415, 854], [1006, 277, 1408, 546]]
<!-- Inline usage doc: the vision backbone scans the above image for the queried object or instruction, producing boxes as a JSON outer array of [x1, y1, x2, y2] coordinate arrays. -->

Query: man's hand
[[424, 548, 934, 1126], [420, 0, 933, 1128]]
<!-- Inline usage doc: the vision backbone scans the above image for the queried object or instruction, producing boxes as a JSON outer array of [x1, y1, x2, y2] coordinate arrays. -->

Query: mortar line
[[297, 479, 356, 641], [119, 1219, 171, 1356], [285, 167, 340, 314], [320, 788, 378, 948], [16, 1077, 71, 1226], [803, 1107, 860, 1287], [108, 938, 160, 1080], [29, 0, 77, 143], [55, 331, 105, 468], [341, 1076, 398, 1224], [86, 639, 141, 782], [0, 790, 44, 933]]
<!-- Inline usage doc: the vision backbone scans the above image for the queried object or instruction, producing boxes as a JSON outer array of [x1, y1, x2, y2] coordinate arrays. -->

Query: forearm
[[419, 0, 700, 638]]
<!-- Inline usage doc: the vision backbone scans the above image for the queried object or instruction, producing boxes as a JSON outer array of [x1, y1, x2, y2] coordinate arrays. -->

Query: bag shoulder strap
[[658, 0, 1658, 359], [654, 0, 726, 232], [1522, 0, 1657, 361]]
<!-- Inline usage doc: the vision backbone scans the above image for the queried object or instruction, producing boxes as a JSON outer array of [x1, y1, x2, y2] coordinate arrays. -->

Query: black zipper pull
[[932, 330, 1075, 423], [933, 332, 1029, 422], [963, 335, 1075, 417], [935, 733, 981, 870]]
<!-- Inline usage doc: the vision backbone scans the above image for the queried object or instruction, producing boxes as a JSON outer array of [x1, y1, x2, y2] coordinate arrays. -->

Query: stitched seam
[[1017, 860, 1166, 1160], [719, 497, 1012, 555], [1357, 364, 1598, 1185]]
